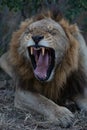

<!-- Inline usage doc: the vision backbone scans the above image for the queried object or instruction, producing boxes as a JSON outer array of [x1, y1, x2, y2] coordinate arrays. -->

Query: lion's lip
[[28, 46, 55, 81]]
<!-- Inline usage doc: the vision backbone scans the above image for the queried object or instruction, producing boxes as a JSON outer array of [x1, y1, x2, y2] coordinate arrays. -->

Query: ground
[[0, 70, 87, 130]]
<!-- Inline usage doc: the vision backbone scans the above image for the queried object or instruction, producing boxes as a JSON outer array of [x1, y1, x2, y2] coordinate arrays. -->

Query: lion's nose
[[32, 35, 44, 44]]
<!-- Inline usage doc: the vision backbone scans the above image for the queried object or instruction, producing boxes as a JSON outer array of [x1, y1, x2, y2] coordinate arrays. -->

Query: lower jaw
[[35, 75, 49, 82], [33, 67, 55, 82], [34, 71, 53, 82]]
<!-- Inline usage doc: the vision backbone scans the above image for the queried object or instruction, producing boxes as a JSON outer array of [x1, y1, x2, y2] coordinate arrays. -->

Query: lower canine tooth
[[30, 47, 33, 55], [42, 47, 45, 56]]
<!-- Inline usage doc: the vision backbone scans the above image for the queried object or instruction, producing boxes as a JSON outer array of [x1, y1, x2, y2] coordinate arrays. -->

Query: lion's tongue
[[34, 52, 49, 79]]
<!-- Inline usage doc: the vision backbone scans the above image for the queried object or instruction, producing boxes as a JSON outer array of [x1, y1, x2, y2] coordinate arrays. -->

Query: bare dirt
[[0, 70, 87, 130]]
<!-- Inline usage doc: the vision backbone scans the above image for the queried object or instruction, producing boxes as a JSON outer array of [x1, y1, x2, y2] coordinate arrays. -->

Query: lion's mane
[[8, 9, 87, 104]]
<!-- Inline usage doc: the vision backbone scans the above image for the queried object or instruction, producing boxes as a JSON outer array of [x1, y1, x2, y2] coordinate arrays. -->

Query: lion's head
[[18, 18, 70, 81], [9, 10, 79, 84]]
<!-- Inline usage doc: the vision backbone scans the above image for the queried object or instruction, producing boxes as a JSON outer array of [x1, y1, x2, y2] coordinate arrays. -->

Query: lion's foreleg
[[0, 52, 14, 78], [15, 87, 74, 127]]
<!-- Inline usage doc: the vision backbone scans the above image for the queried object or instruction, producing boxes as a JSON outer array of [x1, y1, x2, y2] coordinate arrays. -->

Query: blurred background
[[0, 0, 87, 56]]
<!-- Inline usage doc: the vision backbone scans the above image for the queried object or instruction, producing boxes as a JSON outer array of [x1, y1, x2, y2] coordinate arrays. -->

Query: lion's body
[[0, 9, 87, 127]]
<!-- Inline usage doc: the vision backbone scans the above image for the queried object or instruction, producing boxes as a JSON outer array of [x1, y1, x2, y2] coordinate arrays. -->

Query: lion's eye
[[25, 29, 30, 34], [25, 27, 32, 34], [51, 31, 57, 35], [48, 29, 57, 36]]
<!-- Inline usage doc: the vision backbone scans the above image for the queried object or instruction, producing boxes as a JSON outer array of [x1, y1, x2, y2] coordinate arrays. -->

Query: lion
[[0, 9, 87, 127]]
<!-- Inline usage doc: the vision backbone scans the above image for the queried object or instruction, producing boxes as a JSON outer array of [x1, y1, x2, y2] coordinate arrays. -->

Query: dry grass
[[0, 70, 87, 130]]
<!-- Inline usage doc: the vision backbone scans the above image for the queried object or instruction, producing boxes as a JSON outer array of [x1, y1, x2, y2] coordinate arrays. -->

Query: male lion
[[0, 9, 87, 127]]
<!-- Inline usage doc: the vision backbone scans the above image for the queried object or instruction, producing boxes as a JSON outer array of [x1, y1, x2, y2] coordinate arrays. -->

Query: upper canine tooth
[[42, 47, 45, 56], [30, 47, 33, 55]]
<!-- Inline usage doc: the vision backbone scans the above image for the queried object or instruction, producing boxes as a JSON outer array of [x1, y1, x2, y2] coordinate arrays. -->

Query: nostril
[[32, 35, 44, 44]]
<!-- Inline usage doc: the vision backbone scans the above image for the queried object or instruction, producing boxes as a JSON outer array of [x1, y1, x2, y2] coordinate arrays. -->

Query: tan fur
[[1, 10, 87, 127]]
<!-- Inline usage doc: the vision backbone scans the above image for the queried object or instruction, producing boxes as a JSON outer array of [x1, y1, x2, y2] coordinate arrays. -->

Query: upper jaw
[[29, 46, 48, 56]]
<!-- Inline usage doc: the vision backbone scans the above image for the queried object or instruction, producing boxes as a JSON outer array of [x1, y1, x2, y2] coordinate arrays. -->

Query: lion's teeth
[[42, 47, 45, 56], [34, 48, 40, 50], [30, 47, 33, 55]]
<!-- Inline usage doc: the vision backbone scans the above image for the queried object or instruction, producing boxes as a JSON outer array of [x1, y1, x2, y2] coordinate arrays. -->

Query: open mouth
[[28, 46, 55, 81]]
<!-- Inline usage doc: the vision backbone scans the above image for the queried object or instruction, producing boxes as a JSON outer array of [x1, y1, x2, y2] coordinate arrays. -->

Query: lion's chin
[[28, 46, 55, 81]]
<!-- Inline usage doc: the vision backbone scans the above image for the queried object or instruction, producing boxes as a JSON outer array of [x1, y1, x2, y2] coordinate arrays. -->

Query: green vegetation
[[0, 0, 87, 21], [64, 0, 87, 21], [0, 0, 87, 56]]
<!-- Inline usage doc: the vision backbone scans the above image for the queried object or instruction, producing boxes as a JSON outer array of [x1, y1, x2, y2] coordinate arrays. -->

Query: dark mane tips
[[33, 4, 63, 22]]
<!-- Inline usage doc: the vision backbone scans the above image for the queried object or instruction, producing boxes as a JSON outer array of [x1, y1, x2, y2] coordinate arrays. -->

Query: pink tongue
[[34, 52, 49, 79]]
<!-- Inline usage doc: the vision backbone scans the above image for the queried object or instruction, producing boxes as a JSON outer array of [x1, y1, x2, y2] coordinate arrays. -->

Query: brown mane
[[8, 9, 80, 103]]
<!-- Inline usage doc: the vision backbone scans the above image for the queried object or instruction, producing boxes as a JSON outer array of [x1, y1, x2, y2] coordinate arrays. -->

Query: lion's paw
[[48, 106, 74, 128]]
